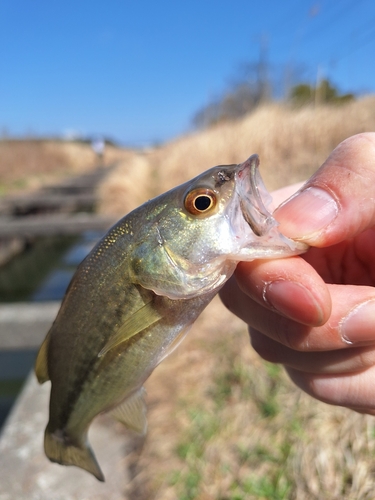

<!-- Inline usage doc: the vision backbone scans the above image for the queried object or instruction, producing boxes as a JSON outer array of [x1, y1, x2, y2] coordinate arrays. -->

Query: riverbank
[[0, 139, 132, 197], [0, 164, 118, 266]]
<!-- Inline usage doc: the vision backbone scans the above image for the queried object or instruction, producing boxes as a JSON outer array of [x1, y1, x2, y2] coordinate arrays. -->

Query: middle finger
[[250, 328, 375, 374], [221, 277, 375, 352]]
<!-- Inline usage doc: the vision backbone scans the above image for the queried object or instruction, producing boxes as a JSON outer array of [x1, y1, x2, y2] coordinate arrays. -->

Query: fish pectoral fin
[[111, 387, 147, 435], [34, 330, 51, 383], [98, 301, 162, 357]]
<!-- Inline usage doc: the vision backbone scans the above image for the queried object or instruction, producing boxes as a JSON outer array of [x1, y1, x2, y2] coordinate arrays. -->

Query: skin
[[220, 132, 375, 415]]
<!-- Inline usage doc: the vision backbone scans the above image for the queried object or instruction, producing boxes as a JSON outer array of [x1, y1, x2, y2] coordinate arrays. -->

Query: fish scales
[[35, 155, 308, 481]]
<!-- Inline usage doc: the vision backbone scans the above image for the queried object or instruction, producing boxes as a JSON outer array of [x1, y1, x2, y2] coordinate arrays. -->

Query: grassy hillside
[[0, 139, 131, 196], [99, 96, 375, 215], [98, 97, 375, 499]]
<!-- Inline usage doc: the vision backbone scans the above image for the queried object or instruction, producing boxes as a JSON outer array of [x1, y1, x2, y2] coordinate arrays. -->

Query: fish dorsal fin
[[98, 301, 162, 357], [111, 387, 147, 435], [34, 330, 51, 383]]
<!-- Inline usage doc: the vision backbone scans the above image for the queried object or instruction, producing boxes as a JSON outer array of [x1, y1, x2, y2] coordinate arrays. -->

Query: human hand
[[220, 133, 375, 414]]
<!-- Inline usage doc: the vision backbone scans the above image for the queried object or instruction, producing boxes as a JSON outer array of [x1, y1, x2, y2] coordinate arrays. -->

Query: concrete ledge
[[0, 374, 131, 499], [0, 302, 61, 349]]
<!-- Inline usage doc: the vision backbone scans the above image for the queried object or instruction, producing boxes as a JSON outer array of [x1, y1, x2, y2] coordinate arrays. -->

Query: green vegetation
[[290, 79, 355, 106], [192, 59, 355, 128], [173, 407, 222, 499], [169, 340, 301, 499]]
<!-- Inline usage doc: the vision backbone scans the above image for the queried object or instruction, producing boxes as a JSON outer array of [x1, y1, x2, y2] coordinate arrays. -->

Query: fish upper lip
[[236, 154, 275, 236]]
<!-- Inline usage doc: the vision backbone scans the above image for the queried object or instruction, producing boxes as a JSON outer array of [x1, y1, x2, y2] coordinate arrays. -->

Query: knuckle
[[271, 317, 311, 351]]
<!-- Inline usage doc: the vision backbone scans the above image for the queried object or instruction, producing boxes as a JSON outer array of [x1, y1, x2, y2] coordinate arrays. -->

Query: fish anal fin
[[44, 425, 104, 482], [98, 302, 162, 357], [111, 387, 147, 436], [35, 331, 51, 384]]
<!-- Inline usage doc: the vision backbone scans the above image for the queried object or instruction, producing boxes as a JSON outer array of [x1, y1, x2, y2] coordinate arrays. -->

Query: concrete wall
[[0, 302, 132, 499]]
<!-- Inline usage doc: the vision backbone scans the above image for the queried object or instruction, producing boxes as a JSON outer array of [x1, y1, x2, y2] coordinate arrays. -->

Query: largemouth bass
[[35, 155, 307, 481]]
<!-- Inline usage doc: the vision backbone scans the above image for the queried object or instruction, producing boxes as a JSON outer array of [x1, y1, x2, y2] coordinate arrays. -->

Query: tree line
[[193, 69, 355, 130]]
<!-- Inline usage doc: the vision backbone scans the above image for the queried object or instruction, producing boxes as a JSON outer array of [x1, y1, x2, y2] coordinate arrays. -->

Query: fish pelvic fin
[[44, 425, 105, 482], [111, 387, 148, 435], [35, 331, 51, 384]]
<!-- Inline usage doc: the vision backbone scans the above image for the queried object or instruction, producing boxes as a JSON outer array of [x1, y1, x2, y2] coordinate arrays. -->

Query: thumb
[[275, 133, 375, 247]]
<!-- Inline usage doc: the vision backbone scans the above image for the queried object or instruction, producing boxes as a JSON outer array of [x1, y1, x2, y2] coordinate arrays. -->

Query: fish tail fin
[[44, 425, 105, 482]]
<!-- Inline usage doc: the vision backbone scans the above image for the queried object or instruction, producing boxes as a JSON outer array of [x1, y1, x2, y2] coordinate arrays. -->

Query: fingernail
[[341, 300, 375, 344], [265, 280, 324, 325], [276, 187, 339, 240]]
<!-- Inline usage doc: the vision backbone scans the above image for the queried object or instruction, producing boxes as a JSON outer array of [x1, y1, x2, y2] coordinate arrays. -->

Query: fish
[[35, 154, 307, 481]]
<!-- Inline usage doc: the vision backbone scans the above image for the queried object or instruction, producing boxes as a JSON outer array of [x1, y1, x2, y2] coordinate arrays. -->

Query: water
[[0, 235, 77, 303], [0, 231, 103, 429], [31, 233, 99, 301], [0, 350, 37, 428]]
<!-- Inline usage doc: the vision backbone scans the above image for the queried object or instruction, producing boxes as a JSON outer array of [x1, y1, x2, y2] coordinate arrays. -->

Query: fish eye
[[184, 188, 217, 216]]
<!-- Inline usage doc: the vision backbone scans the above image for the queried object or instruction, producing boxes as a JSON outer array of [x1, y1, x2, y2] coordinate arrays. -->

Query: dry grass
[[0, 139, 132, 195], [99, 96, 375, 215], [4, 100, 375, 497], [121, 298, 375, 500], [97, 96, 375, 499]]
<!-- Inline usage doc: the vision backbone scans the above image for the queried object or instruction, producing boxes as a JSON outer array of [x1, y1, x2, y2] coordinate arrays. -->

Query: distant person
[[220, 133, 375, 416], [91, 137, 105, 165]]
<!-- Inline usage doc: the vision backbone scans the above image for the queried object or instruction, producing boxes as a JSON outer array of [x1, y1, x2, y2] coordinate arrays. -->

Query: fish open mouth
[[235, 154, 308, 257], [236, 154, 277, 236]]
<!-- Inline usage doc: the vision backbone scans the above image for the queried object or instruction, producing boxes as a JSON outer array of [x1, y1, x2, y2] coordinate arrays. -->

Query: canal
[[0, 231, 103, 429]]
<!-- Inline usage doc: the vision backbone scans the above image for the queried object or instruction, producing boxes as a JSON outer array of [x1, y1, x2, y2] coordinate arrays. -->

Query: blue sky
[[0, 0, 374, 146]]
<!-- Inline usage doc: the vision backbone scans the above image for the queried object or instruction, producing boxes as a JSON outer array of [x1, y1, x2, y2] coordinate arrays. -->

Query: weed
[[179, 470, 202, 500], [241, 474, 291, 499], [209, 360, 251, 408]]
